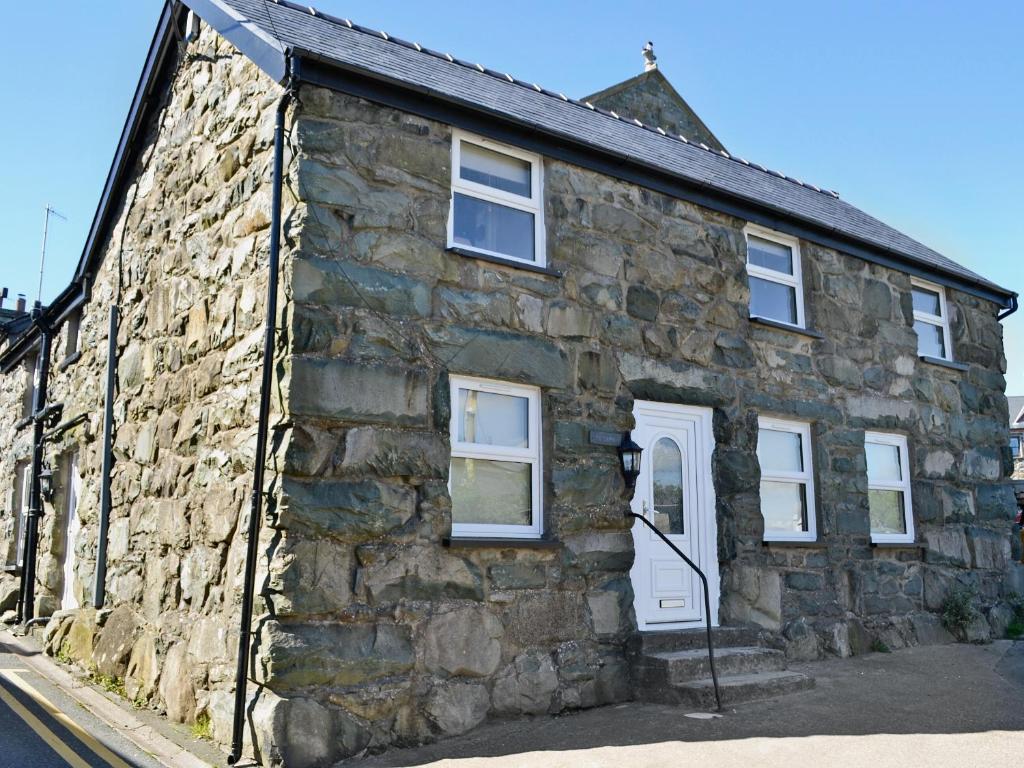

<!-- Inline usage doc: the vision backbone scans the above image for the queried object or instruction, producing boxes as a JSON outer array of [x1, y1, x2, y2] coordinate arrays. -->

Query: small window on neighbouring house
[[64, 311, 81, 360], [757, 417, 817, 541], [449, 375, 542, 538], [1010, 435, 1022, 459], [744, 225, 806, 328], [448, 130, 544, 266], [911, 280, 952, 361], [865, 432, 915, 544]]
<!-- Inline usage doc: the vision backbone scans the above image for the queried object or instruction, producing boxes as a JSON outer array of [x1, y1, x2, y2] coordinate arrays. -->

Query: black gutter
[[289, 52, 1016, 310], [998, 294, 1019, 322], [94, 306, 119, 609], [17, 308, 52, 624], [228, 78, 293, 766]]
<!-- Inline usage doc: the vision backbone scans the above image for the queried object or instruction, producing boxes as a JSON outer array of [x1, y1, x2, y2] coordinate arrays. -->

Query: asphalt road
[[0, 647, 165, 768]]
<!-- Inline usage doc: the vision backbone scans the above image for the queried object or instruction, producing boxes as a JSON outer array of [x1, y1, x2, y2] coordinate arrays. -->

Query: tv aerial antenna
[[38, 204, 67, 305]]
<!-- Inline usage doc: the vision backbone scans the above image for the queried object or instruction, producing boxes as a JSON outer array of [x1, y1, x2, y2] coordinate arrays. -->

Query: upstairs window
[[911, 280, 952, 361], [448, 376, 542, 539], [757, 417, 817, 542], [744, 225, 806, 328], [22, 355, 37, 419], [448, 130, 545, 266], [1010, 434, 1022, 459], [865, 432, 915, 544], [64, 311, 82, 360]]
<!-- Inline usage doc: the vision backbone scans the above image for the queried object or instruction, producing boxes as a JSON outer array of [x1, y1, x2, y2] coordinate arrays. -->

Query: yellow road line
[[0, 669, 135, 768], [0, 678, 95, 768]]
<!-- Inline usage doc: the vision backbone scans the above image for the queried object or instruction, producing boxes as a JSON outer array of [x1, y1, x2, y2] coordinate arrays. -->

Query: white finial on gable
[[642, 41, 657, 71]]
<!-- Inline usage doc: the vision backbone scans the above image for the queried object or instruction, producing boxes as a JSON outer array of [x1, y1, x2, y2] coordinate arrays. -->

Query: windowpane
[[758, 429, 804, 474], [761, 481, 808, 532], [912, 287, 942, 316], [652, 438, 684, 535], [866, 442, 902, 484], [749, 276, 798, 324], [914, 320, 946, 358], [748, 235, 794, 274], [458, 389, 529, 448], [460, 142, 531, 197], [450, 457, 531, 526], [869, 490, 907, 535], [453, 193, 535, 261]]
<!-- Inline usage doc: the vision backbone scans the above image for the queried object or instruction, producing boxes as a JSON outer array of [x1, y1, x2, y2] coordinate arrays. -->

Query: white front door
[[61, 455, 81, 611], [629, 401, 718, 630]]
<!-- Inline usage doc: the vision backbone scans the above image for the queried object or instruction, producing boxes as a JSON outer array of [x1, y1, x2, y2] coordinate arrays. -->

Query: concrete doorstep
[[0, 628, 218, 768]]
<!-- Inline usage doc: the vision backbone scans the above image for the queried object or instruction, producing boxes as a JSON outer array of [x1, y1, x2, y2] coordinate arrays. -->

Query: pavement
[[0, 630, 220, 768], [348, 641, 1024, 768]]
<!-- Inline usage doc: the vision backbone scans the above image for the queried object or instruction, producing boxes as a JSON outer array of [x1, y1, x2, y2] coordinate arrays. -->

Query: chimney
[[16, 293, 26, 313]]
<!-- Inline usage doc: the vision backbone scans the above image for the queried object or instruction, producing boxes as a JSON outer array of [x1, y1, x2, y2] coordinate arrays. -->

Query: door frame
[[629, 400, 719, 631]]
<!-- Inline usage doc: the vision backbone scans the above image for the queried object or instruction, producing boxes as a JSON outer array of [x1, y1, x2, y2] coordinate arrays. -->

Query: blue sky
[[2, 1, 1021, 394]]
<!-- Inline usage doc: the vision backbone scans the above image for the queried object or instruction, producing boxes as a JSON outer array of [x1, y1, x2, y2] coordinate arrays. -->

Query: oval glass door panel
[[652, 437, 684, 535]]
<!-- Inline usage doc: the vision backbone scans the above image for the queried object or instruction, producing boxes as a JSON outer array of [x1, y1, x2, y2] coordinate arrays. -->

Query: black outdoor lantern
[[38, 465, 54, 503], [618, 432, 643, 490]]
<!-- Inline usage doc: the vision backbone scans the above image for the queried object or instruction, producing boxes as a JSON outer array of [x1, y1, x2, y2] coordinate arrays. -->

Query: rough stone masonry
[[0, 15, 1020, 768]]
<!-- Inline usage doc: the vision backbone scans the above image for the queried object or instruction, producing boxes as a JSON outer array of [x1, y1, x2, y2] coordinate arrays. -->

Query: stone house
[[1, 1, 1021, 765]]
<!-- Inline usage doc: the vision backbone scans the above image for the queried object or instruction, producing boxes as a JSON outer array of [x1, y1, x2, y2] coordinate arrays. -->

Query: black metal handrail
[[626, 511, 722, 711]]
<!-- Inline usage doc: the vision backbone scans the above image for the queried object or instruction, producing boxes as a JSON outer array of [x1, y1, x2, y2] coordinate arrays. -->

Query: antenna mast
[[38, 204, 67, 305]]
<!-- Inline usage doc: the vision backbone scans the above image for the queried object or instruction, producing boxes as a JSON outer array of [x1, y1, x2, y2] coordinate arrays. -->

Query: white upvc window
[[864, 431, 915, 544], [65, 311, 82, 359], [744, 224, 806, 329], [757, 417, 817, 542], [448, 375, 542, 539], [911, 279, 952, 361], [16, 463, 31, 567], [448, 129, 545, 267]]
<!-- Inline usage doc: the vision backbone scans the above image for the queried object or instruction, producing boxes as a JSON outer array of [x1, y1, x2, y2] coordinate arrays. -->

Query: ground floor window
[[864, 431, 915, 543], [757, 417, 817, 542], [448, 375, 542, 538]]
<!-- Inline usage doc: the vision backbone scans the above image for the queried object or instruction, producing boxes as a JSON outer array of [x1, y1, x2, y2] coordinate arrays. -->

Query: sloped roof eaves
[[207, 0, 1014, 304], [1008, 396, 1024, 429]]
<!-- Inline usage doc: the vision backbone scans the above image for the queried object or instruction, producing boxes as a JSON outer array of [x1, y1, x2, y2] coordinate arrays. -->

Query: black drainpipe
[[228, 79, 293, 765], [19, 307, 52, 624], [94, 305, 119, 608]]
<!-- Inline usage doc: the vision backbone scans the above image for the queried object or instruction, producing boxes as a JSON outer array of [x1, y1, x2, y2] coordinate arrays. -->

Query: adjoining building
[[1, 2, 1020, 765]]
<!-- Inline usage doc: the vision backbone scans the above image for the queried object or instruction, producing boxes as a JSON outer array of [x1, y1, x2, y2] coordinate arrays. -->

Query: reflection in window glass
[[747, 235, 794, 274], [460, 142, 531, 197], [453, 193, 535, 262], [749, 276, 797, 325], [758, 429, 803, 474], [458, 389, 529, 447], [912, 287, 942, 316], [866, 442, 902, 484], [652, 438, 684, 535], [760, 481, 808, 532], [869, 489, 907, 535], [913, 320, 946, 359], [450, 458, 531, 526]]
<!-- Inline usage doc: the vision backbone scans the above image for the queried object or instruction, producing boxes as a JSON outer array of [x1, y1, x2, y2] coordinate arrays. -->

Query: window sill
[[443, 537, 561, 550], [919, 355, 969, 372], [762, 540, 826, 548], [870, 541, 924, 549], [58, 350, 82, 372], [447, 246, 562, 278], [2, 564, 21, 575], [749, 316, 825, 340]]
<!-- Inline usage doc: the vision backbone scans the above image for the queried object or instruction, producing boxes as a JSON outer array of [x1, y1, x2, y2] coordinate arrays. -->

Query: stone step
[[636, 646, 786, 687], [663, 670, 816, 709], [633, 625, 765, 655]]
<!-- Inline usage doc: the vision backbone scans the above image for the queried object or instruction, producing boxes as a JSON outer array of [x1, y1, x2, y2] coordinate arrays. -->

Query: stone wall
[[250, 82, 1020, 763], [0, 22, 289, 746]]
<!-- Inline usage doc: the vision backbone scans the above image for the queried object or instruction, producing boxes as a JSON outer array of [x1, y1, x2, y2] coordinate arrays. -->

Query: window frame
[[864, 431, 915, 544], [64, 310, 82, 360], [448, 375, 543, 539], [910, 278, 953, 362], [757, 416, 818, 542], [743, 224, 807, 329], [447, 129, 546, 268]]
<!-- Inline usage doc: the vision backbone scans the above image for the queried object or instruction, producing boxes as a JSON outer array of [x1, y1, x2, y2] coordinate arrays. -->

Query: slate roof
[[206, 0, 1013, 301], [1009, 396, 1024, 429]]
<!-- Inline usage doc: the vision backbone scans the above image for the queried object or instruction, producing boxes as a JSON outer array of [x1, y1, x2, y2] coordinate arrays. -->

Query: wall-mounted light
[[618, 432, 643, 491], [38, 466, 54, 503]]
